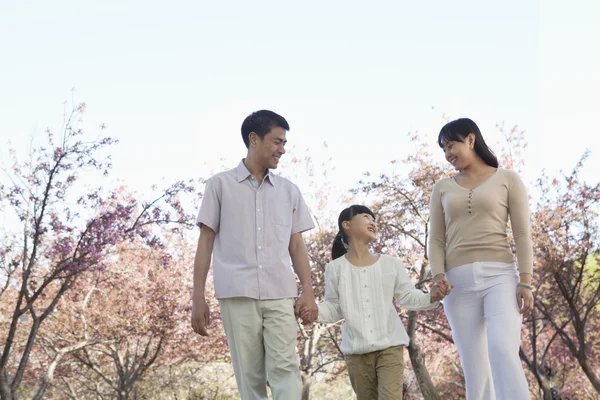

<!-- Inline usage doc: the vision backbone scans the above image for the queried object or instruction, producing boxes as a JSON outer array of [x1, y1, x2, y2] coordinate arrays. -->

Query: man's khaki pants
[[345, 345, 405, 400], [219, 298, 301, 400]]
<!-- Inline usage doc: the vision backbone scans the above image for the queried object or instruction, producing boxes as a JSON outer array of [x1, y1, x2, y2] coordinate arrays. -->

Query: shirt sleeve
[[393, 257, 438, 311], [317, 263, 344, 323], [507, 171, 534, 275], [291, 184, 315, 235], [196, 177, 221, 233], [428, 180, 446, 276]]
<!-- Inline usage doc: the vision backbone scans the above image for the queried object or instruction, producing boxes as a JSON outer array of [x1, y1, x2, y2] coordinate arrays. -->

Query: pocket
[[269, 199, 292, 227], [269, 199, 292, 243]]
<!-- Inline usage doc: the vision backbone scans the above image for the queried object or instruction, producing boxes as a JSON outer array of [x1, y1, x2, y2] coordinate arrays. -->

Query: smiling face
[[342, 212, 378, 244], [249, 126, 287, 170], [441, 133, 476, 171]]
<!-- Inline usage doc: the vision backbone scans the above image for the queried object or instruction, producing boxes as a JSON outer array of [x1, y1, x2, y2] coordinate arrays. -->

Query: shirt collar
[[236, 159, 276, 186]]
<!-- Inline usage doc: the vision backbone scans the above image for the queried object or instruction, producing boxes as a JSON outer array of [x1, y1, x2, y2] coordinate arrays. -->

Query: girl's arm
[[393, 258, 439, 311], [428, 181, 446, 280], [316, 263, 344, 323]]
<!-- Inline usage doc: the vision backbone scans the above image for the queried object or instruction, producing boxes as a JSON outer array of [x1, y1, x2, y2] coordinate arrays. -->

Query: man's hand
[[191, 295, 211, 336], [299, 305, 317, 324], [289, 232, 317, 324], [295, 290, 318, 325]]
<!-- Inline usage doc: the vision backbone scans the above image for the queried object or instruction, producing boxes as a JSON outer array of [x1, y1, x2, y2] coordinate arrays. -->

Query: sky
[[1, 0, 599, 217]]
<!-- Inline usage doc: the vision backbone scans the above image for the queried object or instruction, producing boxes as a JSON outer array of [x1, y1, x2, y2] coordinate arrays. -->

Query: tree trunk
[[301, 373, 311, 400], [298, 324, 324, 400], [536, 376, 556, 400], [531, 369, 557, 400], [406, 311, 441, 400], [33, 341, 94, 400], [579, 357, 600, 394], [0, 368, 13, 400]]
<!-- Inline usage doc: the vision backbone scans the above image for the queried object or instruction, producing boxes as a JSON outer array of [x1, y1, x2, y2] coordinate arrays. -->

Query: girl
[[429, 118, 534, 399], [302, 204, 452, 400]]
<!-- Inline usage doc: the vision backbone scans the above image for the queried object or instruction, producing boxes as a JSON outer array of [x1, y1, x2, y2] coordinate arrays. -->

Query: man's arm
[[191, 225, 216, 336], [289, 232, 312, 291], [289, 232, 317, 323]]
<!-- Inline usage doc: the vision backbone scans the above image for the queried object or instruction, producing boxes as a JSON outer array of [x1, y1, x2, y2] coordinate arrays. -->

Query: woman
[[428, 118, 534, 399]]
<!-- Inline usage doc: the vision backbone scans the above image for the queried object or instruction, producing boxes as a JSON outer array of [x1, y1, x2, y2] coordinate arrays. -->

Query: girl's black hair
[[331, 205, 375, 260], [438, 118, 499, 168]]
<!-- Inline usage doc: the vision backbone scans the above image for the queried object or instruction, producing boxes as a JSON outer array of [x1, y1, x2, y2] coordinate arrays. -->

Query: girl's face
[[342, 213, 377, 243]]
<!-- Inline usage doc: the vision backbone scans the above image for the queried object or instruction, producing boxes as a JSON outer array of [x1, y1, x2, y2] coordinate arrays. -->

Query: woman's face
[[441, 133, 475, 171]]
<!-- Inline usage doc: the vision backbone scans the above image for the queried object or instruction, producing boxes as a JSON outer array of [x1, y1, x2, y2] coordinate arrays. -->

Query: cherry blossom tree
[[0, 103, 197, 400]]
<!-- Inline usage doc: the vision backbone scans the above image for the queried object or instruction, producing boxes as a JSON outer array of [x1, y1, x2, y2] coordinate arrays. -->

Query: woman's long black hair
[[331, 205, 375, 260], [438, 118, 499, 168]]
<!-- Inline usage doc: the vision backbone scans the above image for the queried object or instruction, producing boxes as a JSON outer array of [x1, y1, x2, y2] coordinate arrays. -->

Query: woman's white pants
[[444, 261, 530, 400]]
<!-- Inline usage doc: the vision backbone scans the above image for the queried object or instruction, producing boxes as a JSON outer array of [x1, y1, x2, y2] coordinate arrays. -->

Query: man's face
[[252, 127, 287, 170]]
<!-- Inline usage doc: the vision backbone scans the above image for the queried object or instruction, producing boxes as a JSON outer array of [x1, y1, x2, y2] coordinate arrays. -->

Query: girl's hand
[[430, 284, 444, 302], [433, 279, 453, 296], [430, 279, 453, 302], [298, 305, 318, 325]]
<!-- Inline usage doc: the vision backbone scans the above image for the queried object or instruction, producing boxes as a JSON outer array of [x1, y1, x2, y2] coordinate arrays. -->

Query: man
[[191, 110, 318, 400]]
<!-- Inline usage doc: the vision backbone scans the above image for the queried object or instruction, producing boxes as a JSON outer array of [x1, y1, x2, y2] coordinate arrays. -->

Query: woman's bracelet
[[517, 282, 533, 290]]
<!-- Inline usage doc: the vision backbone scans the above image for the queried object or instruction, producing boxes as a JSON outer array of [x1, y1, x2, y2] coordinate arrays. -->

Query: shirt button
[[258, 246, 262, 250], [259, 265, 263, 269], [257, 209, 261, 212], [258, 227, 262, 231]]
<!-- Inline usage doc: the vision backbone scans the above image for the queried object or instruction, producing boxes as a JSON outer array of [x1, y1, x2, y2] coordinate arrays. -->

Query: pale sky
[[1, 0, 599, 216]]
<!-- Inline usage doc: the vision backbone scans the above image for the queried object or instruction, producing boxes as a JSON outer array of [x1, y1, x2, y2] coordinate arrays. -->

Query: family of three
[[191, 110, 534, 400]]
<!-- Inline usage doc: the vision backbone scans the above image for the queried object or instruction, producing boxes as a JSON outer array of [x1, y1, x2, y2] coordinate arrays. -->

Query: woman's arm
[[428, 181, 447, 280], [508, 171, 534, 277], [508, 171, 535, 314]]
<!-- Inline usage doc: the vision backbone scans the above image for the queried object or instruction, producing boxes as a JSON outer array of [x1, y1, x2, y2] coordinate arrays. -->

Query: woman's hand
[[430, 279, 453, 302], [517, 285, 534, 314], [517, 273, 534, 314], [435, 279, 453, 296]]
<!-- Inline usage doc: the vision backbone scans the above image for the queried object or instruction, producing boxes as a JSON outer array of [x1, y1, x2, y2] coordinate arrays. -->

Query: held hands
[[295, 289, 318, 325], [430, 278, 453, 303], [298, 305, 318, 325]]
